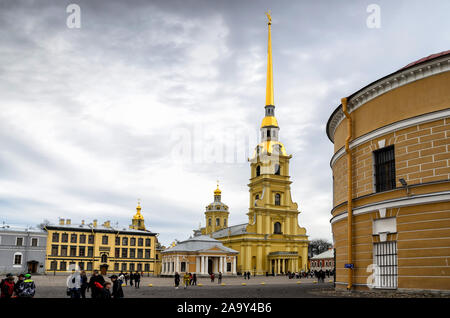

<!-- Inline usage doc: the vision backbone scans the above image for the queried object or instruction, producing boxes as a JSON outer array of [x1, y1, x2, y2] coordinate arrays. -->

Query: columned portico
[[268, 251, 299, 275]]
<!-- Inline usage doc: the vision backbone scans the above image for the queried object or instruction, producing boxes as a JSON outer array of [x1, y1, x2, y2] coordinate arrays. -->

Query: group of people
[[0, 273, 36, 298], [119, 271, 142, 288], [243, 272, 252, 280], [67, 269, 125, 299], [284, 269, 334, 281], [174, 272, 198, 289]]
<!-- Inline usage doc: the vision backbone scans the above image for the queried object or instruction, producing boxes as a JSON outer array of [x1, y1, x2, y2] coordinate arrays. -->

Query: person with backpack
[[67, 269, 81, 298], [17, 274, 35, 298], [0, 273, 15, 298], [88, 270, 105, 298]]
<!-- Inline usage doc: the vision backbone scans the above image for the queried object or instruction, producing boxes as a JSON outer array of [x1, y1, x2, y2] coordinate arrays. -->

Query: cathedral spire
[[265, 11, 274, 107]]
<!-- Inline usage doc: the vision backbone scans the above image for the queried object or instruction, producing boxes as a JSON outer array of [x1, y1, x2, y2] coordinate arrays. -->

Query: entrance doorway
[[100, 264, 108, 275], [27, 261, 38, 273], [208, 259, 213, 274]]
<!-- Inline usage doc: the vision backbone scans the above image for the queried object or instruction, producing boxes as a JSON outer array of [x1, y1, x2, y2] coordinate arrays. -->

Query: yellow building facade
[[200, 13, 309, 276], [44, 203, 158, 275], [326, 50, 450, 291]]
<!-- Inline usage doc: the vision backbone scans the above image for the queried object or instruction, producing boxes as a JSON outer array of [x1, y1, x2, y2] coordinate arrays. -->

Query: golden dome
[[133, 204, 144, 220], [214, 184, 221, 196], [261, 116, 279, 128]]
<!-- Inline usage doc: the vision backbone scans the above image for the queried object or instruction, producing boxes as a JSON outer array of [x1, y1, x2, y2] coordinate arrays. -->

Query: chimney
[[81, 220, 85, 225], [93, 219, 97, 228], [59, 218, 65, 225], [66, 219, 71, 225], [104, 221, 111, 228]]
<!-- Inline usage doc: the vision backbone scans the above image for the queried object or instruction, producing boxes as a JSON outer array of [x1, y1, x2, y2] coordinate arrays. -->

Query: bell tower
[[130, 200, 146, 231], [247, 12, 306, 238]]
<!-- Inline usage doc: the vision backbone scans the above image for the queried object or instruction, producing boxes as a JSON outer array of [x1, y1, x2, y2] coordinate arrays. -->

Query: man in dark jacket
[[174, 272, 180, 289], [14, 274, 25, 296], [18, 274, 36, 298], [134, 271, 141, 289], [110, 275, 124, 298], [88, 270, 105, 298]]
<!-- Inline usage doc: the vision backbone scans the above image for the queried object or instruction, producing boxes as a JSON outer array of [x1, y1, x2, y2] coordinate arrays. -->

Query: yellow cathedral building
[[200, 13, 309, 275]]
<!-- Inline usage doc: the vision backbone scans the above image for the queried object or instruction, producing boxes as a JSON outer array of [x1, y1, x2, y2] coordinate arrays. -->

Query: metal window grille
[[374, 146, 396, 192], [373, 241, 397, 289]]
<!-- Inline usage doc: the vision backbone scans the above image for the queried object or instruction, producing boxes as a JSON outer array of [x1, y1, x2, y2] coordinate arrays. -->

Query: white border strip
[[330, 109, 450, 167], [330, 191, 450, 225]]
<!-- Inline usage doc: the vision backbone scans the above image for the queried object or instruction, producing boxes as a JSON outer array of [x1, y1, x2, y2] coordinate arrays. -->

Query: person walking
[[129, 271, 134, 287], [118, 272, 125, 286], [80, 271, 88, 299], [110, 275, 124, 298], [0, 274, 15, 298], [210, 272, 215, 283], [247, 272, 251, 280], [183, 272, 190, 289], [88, 270, 105, 298], [17, 274, 35, 298], [124, 273, 129, 286], [243, 272, 247, 280], [218, 272, 222, 284], [67, 270, 81, 298], [134, 271, 141, 289], [192, 273, 197, 286], [174, 272, 180, 289]]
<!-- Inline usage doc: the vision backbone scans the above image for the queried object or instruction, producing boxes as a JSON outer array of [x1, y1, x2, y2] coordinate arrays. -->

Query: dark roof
[[326, 50, 450, 142]]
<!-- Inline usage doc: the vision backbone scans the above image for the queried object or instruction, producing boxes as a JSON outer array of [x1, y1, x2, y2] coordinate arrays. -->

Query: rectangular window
[[52, 233, 59, 242], [373, 241, 398, 289], [61, 233, 68, 243], [115, 236, 120, 245], [130, 238, 136, 246], [374, 146, 396, 192], [61, 246, 68, 256], [122, 237, 128, 246], [137, 263, 142, 271], [137, 249, 143, 259], [227, 262, 232, 272], [121, 263, 127, 271], [60, 261, 67, 271], [79, 234, 86, 244], [79, 246, 85, 257], [122, 248, 128, 258], [115, 248, 120, 258], [70, 246, 77, 257], [144, 263, 150, 272], [138, 238, 143, 246], [88, 235, 94, 244], [102, 235, 108, 245], [87, 247, 93, 257], [50, 261, 57, 270], [145, 249, 151, 259], [71, 234, 77, 243], [180, 262, 186, 272], [14, 254, 22, 265], [87, 262, 93, 271], [51, 245, 59, 256], [78, 262, 84, 270], [129, 263, 135, 271], [16, 237, 23, 246], [130, 248, 136, 258], [145, 238, 151, 247], [114, 263, 119, 271]]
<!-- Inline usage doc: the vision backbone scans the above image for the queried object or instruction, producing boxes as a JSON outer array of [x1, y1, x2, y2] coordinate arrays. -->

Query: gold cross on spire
[[266, 10, 272, 25]]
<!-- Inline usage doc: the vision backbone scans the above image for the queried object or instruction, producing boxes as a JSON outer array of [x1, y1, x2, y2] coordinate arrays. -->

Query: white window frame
[[31, 237, 39, 247], [13, 252, 23, 266], [16, 237, 24, 246]]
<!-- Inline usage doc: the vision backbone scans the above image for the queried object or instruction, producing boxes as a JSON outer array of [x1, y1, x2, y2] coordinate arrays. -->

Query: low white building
[[309, 249, 334, 271]]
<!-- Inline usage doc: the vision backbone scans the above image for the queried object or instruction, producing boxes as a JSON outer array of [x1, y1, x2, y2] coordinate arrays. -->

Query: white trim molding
[[330, 191, 450, 225], [330, 108, 450, 167], [327, 54, 450, 142]]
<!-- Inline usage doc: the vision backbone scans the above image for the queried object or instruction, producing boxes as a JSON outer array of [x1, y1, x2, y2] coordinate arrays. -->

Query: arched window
[[274, 164, 280, 175], [274, 222, 282, 234], [224, 219, 227, 227], [216, 218, 220, 226], [101, 254, 107, 263], [275, 193, 281, 206], [13, 252, 23, 265], [256, 165, 261, 177], [267, 130, 270, 138], [208, 218, 212, 226], [255, 194, 259, 200]]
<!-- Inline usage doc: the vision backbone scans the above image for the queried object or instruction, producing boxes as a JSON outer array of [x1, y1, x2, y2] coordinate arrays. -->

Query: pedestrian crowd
[[0, 273, 36, 298], [174, 272, 198, 289]]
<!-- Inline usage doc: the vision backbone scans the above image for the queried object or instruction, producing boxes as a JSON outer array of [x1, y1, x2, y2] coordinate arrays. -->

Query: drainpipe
[[342, 97, 353, 290]]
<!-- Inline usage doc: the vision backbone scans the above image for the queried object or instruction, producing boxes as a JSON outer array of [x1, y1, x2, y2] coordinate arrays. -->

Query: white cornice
[[330, 191, 450, 225], [330, 108, 450, 167], [327, 55, 450, 142]]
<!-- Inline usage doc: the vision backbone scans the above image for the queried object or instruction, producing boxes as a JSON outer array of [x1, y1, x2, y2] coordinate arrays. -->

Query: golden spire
[[214, 180, 221, 196], [133, 199, 144, 220], [265, 11, 274, 106]]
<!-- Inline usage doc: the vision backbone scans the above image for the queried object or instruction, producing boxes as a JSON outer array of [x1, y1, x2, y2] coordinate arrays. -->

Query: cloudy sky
[[1, 0, 449, 246]]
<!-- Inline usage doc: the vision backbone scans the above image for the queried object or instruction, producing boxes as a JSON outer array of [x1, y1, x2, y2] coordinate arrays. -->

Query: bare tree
[[308, 239, 332, 257], [37, 219, 51, 230]]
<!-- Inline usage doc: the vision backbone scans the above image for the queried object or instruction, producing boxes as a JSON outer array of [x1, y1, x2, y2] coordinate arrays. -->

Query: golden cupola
[[130, 200, 146, 231], [203, 181, 230, 235]]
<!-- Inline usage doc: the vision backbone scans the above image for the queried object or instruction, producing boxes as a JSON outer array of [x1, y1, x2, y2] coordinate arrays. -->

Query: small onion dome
[[261, 116, 278, 128], [133, 204, 144, 220], [214, 184, 222, 196]]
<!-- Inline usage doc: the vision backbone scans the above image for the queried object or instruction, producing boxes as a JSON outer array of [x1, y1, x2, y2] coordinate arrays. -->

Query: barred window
[[373, 241, 398, 289], [374, 146, 396, 192]]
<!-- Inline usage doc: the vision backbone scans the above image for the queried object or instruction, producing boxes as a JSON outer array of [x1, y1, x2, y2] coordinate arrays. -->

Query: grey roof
[[211, 223, 248, 239], [311, 249, 334, 260], [162, 235, 238, 254], [0, 224, 46, 234], [45, 223, 157, 235]]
